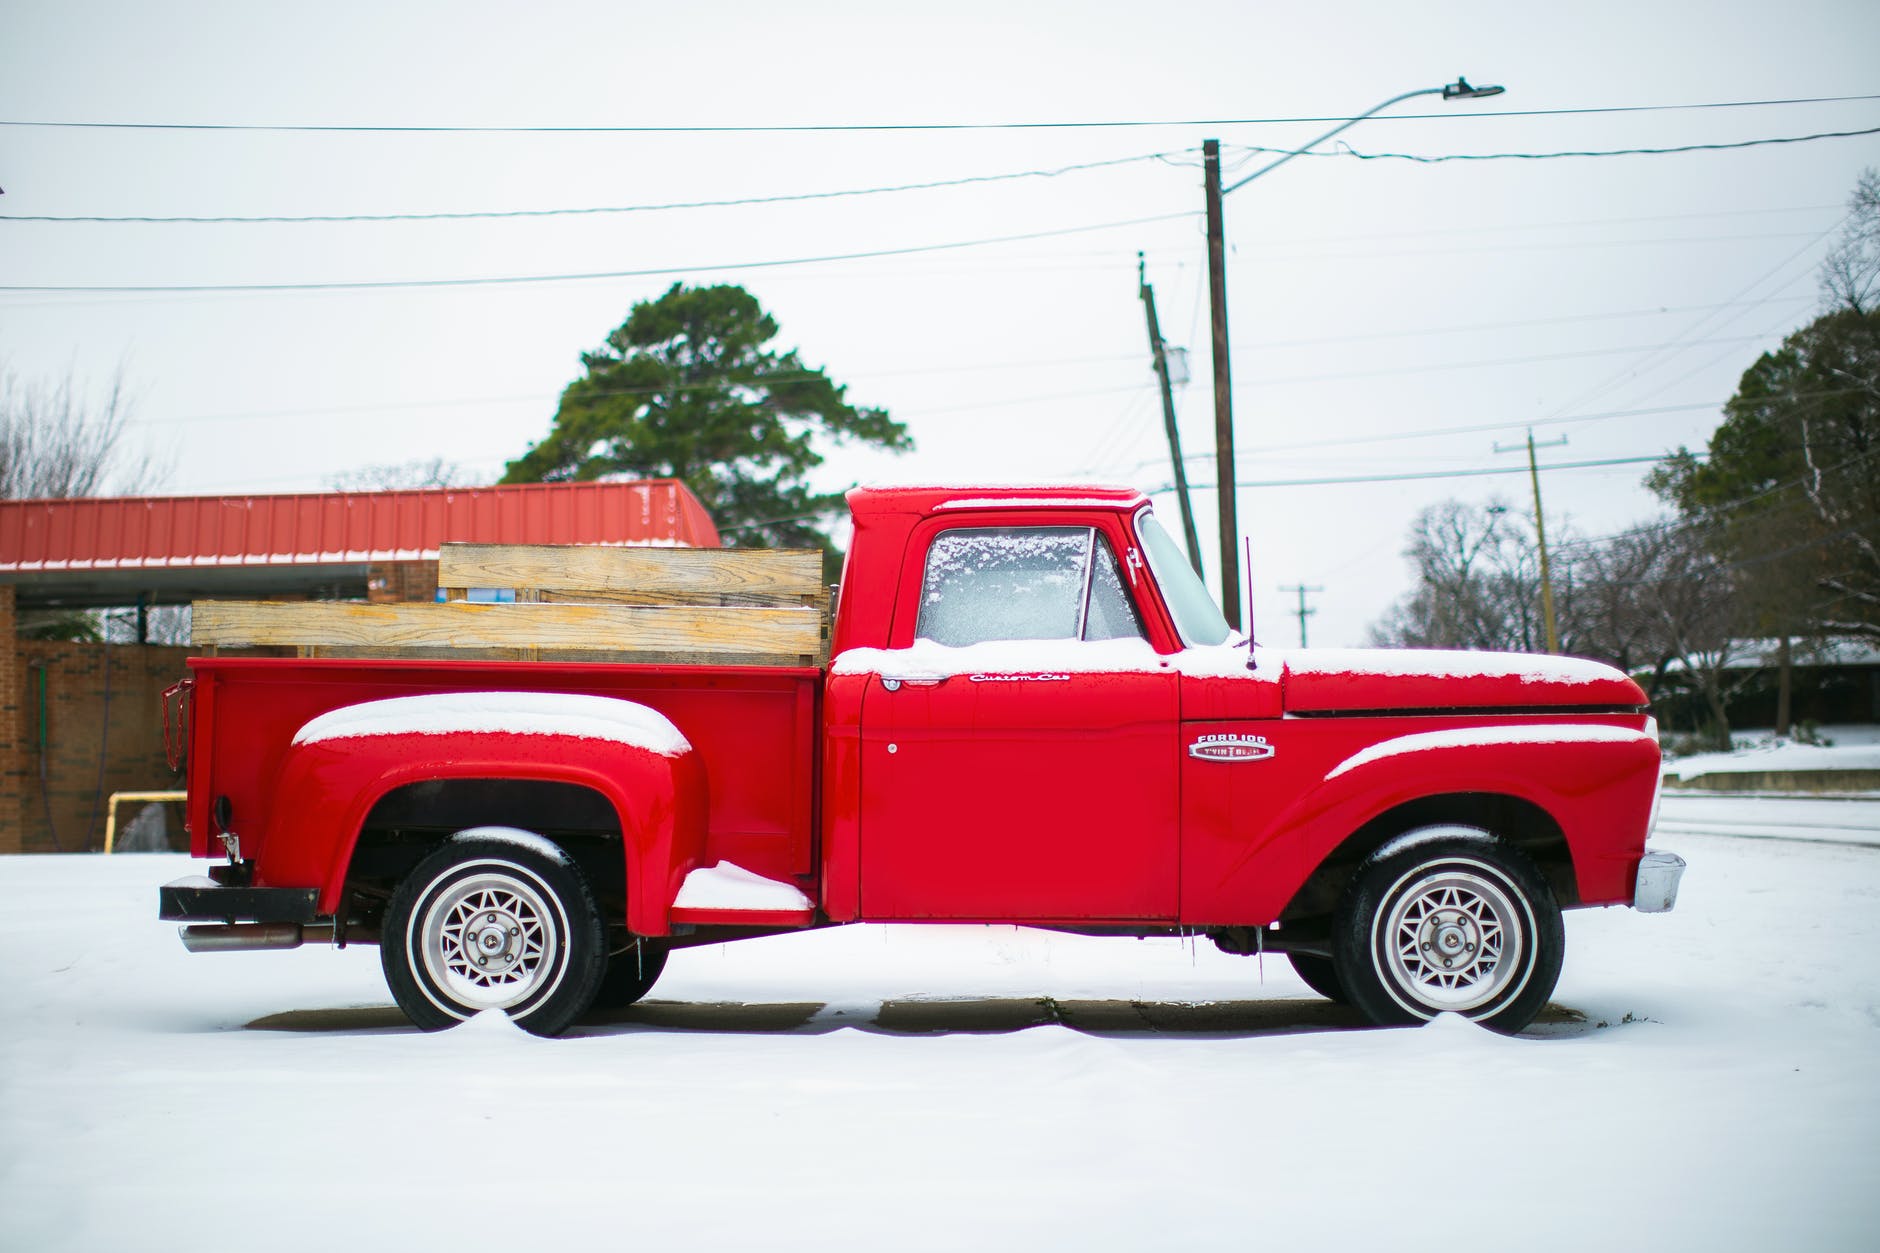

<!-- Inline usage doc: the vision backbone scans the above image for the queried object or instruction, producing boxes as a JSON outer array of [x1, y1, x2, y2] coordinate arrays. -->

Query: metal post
[[1202, 79, 1504, 635]]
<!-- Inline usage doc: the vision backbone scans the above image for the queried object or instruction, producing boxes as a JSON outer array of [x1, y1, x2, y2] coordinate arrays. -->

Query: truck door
[[860, 521, 1179, 921]]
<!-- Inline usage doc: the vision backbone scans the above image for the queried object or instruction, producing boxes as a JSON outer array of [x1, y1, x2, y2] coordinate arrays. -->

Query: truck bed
[[187, 656, 821, 894]]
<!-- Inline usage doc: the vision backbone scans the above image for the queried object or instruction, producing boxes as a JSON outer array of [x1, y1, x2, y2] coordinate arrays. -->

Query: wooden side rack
[[192, 544, 829, 666]]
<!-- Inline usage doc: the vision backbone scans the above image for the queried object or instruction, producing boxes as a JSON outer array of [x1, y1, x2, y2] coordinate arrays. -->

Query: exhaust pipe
[[179, 923, 335, 953]]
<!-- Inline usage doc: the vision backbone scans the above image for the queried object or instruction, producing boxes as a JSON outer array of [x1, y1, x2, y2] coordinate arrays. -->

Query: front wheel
[[1332, 826, 1563, 1035], [382, 829, 606, 1037]]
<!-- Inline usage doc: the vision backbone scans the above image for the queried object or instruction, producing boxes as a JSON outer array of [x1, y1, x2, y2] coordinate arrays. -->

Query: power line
[[1161, 453, 1684, 492], [0, 211, 1199, 293], [1237, 335, 1771, 389], [1551, 447, 1880, 554], [0, 151, 1184, 224], [1229, 125, 1880, 164], [4, 94, 1876, 134]]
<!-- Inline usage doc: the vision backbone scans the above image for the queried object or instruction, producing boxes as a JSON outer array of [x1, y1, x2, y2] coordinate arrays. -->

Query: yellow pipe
[[104, 791, 187, 854]]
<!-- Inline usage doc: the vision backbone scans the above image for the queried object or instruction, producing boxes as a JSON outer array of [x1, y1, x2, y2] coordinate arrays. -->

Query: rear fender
[[256, 697, 706, 936]]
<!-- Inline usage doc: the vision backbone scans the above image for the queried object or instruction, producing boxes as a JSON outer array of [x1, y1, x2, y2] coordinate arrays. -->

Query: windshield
[[1135, 508, 1233, 646]]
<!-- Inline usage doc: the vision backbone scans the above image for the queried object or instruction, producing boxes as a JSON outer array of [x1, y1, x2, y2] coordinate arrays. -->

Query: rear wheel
[[1332, 826, 1562, 1035], [593, 942, 669, 1009], [1286, 952, 1348, 1004], [382, 829, 605, 1037]]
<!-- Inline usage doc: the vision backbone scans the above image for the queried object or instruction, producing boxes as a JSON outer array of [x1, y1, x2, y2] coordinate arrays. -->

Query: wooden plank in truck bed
[[191, 600, 823, 658], [437, 544, 826, 607]]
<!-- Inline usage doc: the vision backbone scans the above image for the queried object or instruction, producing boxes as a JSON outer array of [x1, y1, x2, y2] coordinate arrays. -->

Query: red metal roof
[[0, 479, 720, 574]]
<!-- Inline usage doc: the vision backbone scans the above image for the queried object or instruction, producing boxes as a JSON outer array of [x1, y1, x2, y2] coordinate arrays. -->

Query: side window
[[1083, 539, 1145, 641], [915, 526, 1146, 647]]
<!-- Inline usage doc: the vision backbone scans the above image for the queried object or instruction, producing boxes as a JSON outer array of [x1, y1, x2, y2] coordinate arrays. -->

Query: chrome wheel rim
[[1376, 862, 1527, 1015], [418, 866, 564, 1012]]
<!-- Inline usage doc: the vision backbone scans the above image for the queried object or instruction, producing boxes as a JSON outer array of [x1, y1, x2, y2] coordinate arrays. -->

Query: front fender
[[1201, 724, 1659, 922], [255, 694, 707, 936]]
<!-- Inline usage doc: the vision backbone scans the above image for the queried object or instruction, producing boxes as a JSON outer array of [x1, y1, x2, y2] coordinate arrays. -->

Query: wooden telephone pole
[[1202, 140, 1239, 629], [1138, 253, 1202, 570], [1279, 583, 1323, 648], [1494, 430, 1567, 654]]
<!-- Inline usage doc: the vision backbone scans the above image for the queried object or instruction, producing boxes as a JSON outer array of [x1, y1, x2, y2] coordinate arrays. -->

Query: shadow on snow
[[243, 997, 1592, 1040]]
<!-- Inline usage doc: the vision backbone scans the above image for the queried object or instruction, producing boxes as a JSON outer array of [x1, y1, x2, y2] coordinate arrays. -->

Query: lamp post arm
[[1222, 86, 1446, 195]]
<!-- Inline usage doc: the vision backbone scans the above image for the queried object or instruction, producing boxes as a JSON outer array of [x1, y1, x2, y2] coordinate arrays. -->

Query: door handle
[[880, 675, 948, 691]]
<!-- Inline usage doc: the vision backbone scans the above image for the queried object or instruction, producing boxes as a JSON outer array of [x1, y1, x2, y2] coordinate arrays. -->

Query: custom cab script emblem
[[1188, 734, 1276, 762]]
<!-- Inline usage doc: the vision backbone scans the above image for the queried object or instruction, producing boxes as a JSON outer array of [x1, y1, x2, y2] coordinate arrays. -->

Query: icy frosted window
[[916, 527, 1145, 646]]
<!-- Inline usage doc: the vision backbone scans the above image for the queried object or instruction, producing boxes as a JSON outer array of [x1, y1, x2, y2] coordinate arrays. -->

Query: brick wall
[[0, 604, 191, 854], [0, 586, 20, 854], [0, 561, 435, 855], [369, 560, 439, 604]]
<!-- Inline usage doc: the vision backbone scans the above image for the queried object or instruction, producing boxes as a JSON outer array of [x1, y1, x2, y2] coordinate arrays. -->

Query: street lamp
[[1203, 77, 1505, 630]]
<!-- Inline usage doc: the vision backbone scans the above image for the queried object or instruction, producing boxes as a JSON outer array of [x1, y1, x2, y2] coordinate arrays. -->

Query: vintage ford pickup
[[160, 484, 1683, 1035]]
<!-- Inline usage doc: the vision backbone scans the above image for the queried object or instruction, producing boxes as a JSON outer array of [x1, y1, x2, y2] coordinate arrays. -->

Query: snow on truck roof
[[845, 484, 1149, 517]]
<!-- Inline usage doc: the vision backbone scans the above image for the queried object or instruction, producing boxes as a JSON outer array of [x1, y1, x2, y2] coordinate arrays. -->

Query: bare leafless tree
[[1369, 497, 1559, 653], [1821, 168, 1880, 316], [0, 364, 162, 499], [327, 457, 476, 492]]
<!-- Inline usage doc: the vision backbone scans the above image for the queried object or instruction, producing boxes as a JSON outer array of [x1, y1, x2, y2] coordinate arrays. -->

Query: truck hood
[[1267, 647, 1646, 714]]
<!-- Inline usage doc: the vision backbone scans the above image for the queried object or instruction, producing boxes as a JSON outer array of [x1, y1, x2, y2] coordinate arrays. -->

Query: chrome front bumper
[[1634, 850, 1686, 913]]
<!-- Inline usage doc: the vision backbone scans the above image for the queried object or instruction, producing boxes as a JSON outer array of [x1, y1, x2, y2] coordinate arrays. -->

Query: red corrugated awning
[[0, 480, 720, 608]]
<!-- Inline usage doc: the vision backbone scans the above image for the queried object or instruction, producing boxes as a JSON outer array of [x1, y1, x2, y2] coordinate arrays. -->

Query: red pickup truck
[[160, 484, 1683, 1036]]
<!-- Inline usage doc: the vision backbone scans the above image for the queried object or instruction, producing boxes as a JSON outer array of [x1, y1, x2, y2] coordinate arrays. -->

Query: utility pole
[[1138, 253, 1202, 570], [1202, 139, 1239, 629], [1279, 583, 1323, 648], [1494, 429, 1568, 654]]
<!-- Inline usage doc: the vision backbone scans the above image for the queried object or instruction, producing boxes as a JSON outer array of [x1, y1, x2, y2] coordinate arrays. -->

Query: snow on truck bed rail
[[292, 692, 692, 756]]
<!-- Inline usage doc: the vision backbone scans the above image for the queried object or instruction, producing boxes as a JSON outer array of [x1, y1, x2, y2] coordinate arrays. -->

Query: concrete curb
[[1663, 769, 1880, 794]]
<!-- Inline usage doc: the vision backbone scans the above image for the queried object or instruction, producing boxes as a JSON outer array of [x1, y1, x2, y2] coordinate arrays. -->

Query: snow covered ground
[[5, 805, 1878, 1252], [1665, 724, 1880, 782]]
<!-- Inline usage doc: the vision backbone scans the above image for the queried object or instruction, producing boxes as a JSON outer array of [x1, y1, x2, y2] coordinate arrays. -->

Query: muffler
[[178, 923, 335, 953]]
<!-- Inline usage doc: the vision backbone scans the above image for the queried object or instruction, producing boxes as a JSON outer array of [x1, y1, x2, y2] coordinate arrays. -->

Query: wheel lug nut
[[509, 927, 519, 937], [1443, 958, 1453, 969]]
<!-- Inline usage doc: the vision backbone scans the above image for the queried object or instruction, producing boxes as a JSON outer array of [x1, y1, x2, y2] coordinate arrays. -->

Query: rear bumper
[[160, 877, 320, 925], [1634, 850, 1686, 913]]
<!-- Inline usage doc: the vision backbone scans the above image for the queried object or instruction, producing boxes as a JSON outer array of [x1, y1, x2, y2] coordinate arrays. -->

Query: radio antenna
[[1243, 536, 1258, 670]]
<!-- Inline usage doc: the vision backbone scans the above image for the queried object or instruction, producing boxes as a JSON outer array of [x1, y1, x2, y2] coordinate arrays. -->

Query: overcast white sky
[[3, 1, 1877, 646]]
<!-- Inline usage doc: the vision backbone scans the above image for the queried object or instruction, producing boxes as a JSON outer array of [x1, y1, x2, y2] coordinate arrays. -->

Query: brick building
[[0, 480, 718, 854]]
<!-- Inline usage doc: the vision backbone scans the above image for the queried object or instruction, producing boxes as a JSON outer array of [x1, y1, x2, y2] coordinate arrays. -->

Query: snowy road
[[3, 801, 1878, 1252], [1658, 792, 1880, 846]]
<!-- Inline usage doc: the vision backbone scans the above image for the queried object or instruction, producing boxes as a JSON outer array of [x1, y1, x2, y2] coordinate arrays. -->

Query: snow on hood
[[293, 692, 692, 756], [1266, 647, 1644, 713]]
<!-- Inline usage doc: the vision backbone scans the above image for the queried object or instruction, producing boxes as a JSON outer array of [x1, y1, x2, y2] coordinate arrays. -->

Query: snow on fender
[[1324, 724, 1652, 781], [258, 691, 708, 936]]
